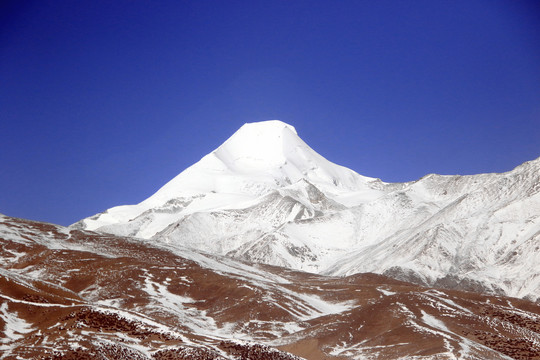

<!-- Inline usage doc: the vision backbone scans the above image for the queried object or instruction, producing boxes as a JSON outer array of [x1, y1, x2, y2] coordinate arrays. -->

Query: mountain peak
[[239, 120, 297, 134], [77, 119, 376, 235], [214, 120, 299, 169]]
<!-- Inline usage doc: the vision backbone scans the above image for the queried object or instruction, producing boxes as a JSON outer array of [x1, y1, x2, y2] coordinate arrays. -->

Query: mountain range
[[2, 120, 539, 359], [75, 120, 540, 302]]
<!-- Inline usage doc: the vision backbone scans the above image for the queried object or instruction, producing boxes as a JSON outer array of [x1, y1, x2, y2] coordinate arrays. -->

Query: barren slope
[[2, 215, 540, 359]]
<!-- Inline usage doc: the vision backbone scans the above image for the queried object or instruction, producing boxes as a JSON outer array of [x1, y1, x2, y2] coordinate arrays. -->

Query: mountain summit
[[215, 120, 299, 169], [75, 120, 540, 302], [147, 120, 376, 200], [77, 120, 380, 233]]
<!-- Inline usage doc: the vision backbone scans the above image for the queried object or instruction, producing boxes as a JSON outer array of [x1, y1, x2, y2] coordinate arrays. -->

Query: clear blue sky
[[1, 0, 539, 226]]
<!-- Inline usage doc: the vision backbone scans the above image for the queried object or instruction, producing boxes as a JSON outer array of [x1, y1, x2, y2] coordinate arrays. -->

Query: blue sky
[[1, 0, 539, 225]]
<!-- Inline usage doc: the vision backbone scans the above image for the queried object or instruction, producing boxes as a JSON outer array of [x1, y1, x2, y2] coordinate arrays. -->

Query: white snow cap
[[239, 120, 297, 134], [214, 120, 299, 169]]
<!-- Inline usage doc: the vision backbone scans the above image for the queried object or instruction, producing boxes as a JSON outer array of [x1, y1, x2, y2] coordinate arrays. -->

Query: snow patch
[[0, 302, 34, 358]]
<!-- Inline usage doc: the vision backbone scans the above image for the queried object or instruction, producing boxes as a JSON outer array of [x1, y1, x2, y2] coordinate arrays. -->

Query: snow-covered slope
[[75, 120, 540, 302]]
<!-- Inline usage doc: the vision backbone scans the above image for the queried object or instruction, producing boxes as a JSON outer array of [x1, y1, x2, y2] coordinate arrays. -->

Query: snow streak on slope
[[74, 120, 540, 302]]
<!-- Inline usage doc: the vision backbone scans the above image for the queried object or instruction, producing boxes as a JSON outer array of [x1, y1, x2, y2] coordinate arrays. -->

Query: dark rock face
[[434, 274, 506, 295], [383, 266, 430, 286]]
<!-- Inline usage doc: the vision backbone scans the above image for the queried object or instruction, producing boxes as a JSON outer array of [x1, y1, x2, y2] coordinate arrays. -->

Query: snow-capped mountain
[[77, 121, 382, 236], [75, 120, 540, 302]]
